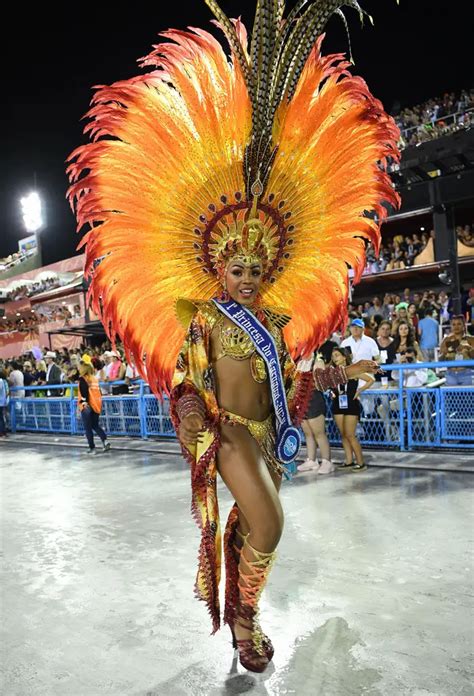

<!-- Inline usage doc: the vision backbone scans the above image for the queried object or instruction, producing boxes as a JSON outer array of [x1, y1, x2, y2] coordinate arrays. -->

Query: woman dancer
[[68, 0, 399, 672], [331, 347, 375, 472]]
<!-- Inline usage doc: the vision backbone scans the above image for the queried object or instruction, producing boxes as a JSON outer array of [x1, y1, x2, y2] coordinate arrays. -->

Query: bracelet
[[313, 365, 347, 392], [176, 393, 206, 421]]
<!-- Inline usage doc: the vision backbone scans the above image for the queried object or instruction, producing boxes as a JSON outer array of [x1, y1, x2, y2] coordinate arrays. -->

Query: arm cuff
[[313, 365, 347, 391], [176, 393, 206, 421]]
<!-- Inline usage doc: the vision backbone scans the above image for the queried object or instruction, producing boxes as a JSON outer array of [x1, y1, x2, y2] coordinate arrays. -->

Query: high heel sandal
[[223, 515, 274, 661], [232, 537, 276, 673]]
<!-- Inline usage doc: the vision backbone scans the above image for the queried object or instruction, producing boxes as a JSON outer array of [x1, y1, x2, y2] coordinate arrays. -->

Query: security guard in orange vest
[[78, 354, 110, 454]]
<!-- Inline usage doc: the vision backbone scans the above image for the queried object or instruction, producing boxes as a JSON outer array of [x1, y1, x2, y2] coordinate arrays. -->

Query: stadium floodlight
[[20, 192, 43, 233]]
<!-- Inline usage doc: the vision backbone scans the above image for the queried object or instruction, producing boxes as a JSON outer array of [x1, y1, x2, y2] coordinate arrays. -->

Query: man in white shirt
[[341, 318, 380, 363], [341, 318, 380, 415]]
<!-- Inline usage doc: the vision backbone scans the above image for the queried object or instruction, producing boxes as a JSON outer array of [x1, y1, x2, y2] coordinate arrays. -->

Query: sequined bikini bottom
[[219, 408, 283, 475]]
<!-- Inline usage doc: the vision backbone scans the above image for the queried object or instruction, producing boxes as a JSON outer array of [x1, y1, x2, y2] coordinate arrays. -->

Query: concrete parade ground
[[1, 436, 473, 696]]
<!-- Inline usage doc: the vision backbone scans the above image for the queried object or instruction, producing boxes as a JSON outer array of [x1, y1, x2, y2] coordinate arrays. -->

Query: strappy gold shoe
[[224, 519, 274, 662], [231, 538, 276, 673]]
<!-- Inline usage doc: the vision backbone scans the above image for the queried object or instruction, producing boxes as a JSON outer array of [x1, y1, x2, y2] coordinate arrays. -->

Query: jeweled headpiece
[[67, 1, 400, 393]]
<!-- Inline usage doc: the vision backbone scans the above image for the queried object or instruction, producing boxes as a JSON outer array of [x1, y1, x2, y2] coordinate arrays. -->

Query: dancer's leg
[[217, 422, 283, 654], [217, 423, 283, 555]]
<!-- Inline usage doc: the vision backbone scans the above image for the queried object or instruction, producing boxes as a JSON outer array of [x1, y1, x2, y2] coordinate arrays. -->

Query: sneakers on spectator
[[297, 458, 320, 472], [318, 459, 335, 475], [351, 463, 368, 473], [103, 441, 111, 452], [337, 462, 354, 472]]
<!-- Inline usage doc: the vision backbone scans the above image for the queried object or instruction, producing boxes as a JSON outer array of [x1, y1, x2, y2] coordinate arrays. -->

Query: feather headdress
[[67, 1, 400, 393]]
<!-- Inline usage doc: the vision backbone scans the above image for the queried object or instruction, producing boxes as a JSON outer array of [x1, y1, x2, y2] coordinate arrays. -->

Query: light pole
[[20, 192, 43, 233]]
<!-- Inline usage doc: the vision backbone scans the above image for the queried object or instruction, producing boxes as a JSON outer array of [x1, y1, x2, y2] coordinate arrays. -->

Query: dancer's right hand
[[179, 414, 205, 446]]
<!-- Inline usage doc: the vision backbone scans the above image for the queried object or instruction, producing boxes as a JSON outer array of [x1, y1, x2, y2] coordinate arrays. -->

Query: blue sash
[[213, 299, 301, 465]]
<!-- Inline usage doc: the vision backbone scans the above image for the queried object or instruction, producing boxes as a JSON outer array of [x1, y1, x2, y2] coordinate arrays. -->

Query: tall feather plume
[[67, 1, 401, 394], [204, 0, 383, 198]]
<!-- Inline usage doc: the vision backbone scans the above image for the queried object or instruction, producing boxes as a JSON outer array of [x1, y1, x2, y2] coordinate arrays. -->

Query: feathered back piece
[[67, 1, 400, 394]]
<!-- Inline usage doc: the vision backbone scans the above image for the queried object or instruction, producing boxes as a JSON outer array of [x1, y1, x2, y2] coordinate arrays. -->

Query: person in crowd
[[367, 296, 387, 319], [438, 290, 450, 323], [341, 318, 380, 365], [45, 351, 63, 395], [22, 361, 35, 393], [405, 238, 417, 265], [427, 290, 441, 312], [331, 347, 375, 472], [377, 347, 429, 441], [412, 291, 422, 307], [369, 313, 384, 339], [392, 347, 429, 387], [0, 368, 10, 437], [77, 354, 111, 454], [439, 315, 474, 386], [386, 243, 405, 270], [381, 294, 393, 318], [101, 351, 115, 394], [106, 350, 127, 394], [34, 359, 47, 384], [92, 356, 106, 383], [65, 354, 80, 383], [8, 361, 25, 399], [392, 321, 423, 361], [412, 235, 423, 255], [408, 302, 419, 333], [391, 302, 413, 335], [418, 308, 440, 361], [298, 352, 334, 475], [376, 320, 397, 366], [125, 358, 140, 394]]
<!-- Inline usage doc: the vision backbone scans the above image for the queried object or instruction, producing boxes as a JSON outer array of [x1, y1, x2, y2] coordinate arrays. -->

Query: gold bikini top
[[213, 317, 267, 383], [174, 299, 292, 384]]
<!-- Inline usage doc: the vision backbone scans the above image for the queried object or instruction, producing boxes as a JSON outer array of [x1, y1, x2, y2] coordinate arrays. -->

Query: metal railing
[[6, 362, 474, 451]]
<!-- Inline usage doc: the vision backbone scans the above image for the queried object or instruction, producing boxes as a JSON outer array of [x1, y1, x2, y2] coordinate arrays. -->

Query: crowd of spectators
[[394, 88, 473, 148], [0, 304, 82, 334], [0, 342, 140, 402], [0, 275, 69, 302], [339, 286, 474, 386], [1, 285, 472, 398], [363, 223, 474, 275], [0, 249, 36, 274]]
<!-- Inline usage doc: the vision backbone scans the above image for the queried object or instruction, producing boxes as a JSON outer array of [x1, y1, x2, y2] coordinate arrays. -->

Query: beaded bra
[[213, 317, 267, 383]]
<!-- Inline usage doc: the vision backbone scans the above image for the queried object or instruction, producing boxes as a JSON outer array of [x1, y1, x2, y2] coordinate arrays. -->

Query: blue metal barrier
[[7, 362, 474, 450]]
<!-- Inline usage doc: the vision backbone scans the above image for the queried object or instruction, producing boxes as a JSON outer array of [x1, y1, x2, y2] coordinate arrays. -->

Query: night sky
[[2, 1, 470, 265]]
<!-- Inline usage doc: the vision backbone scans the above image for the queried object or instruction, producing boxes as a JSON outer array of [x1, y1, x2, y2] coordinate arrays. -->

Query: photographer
[[391, 348, 428, 387]]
